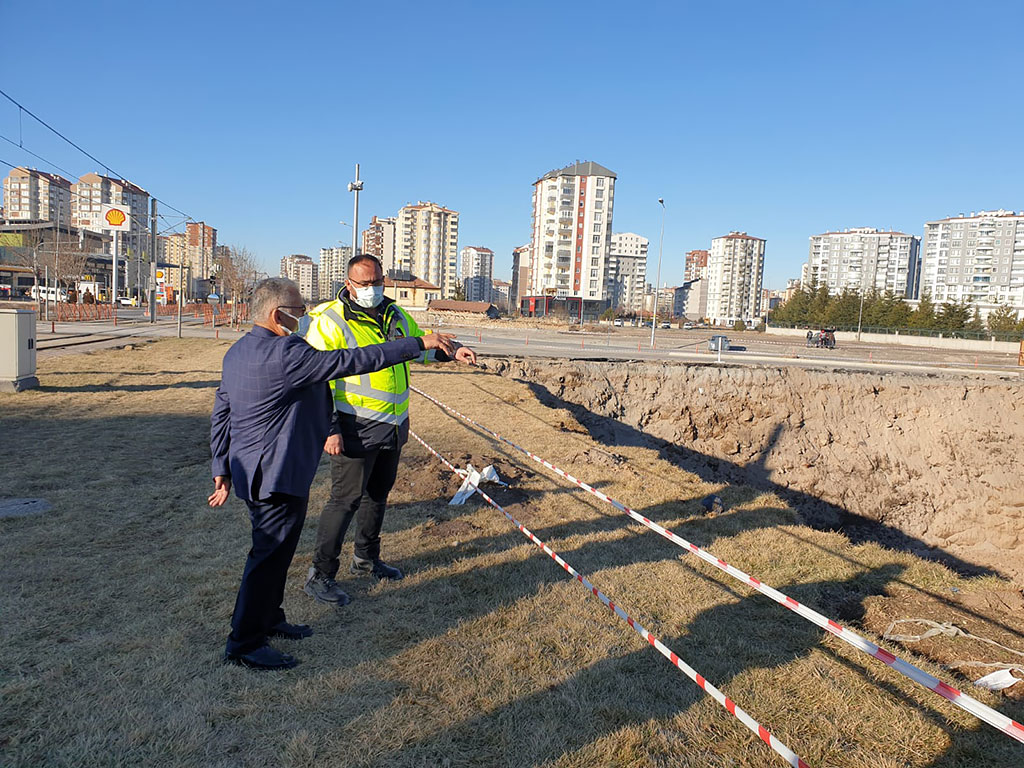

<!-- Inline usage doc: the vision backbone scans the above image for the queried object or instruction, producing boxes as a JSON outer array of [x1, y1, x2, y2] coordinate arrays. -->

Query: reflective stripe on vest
[[322, 306, 409, 402], [335, 400, 409, 424]]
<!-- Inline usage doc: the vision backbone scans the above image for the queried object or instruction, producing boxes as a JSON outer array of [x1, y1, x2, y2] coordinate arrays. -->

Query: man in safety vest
[[302, 254, 477, 604]]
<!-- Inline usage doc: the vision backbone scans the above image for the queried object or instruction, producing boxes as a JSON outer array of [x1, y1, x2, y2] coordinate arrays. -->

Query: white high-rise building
[[459, 246, 494, 302], [318, 245, 351, 301], [529, 161, 615, 300], [804, 228, 920, 298], [707, 232, 766, 326], [280, 254, 319, 302], [397, 201, 460, 298], [71, 172, 150, 256], [607, 232, 648, 313], [3, 167, 72, 223], [362, 216, 398, 273], [920, 210, 1024, 315]]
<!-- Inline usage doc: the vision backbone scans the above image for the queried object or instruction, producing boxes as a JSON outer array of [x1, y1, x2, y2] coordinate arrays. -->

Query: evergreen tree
[[908, 292, 936, 329], [965, 306, 984, 332], [825, 289, 860, 327], [807, 283, 831, 326], [937, 300, 970, 332], [886, 297, 912, 329], [861, 289, 887, 329], [987, 303, 1019, 333], [769, 286, 810, 325]]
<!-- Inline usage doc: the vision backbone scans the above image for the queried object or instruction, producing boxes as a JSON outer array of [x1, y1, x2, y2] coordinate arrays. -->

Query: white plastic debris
[[449, 463, 507, 505], [973, 669, 1020, 692]]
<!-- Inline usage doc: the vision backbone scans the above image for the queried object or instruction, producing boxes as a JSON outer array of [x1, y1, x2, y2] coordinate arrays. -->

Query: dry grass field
[[1, 338, 1022, 767]]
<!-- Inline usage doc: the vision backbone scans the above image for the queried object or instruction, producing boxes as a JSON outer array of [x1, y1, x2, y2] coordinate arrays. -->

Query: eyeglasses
[[277, 304, 307, 315], [348, 277, 385, 288]]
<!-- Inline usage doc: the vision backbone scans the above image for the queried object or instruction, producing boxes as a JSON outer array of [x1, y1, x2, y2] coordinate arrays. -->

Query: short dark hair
[[348, 254, 382, 273]]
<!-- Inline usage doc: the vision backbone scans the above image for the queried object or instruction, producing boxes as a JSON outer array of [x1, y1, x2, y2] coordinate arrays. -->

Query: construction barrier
[[409, 429, 809, 768], [54, 303, 113, 321], [411, 387, 1024, 745]]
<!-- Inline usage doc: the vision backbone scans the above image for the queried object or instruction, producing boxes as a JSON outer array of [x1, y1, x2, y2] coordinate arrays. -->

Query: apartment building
[[606, 232, 648, 313], [491, 279, 511, 311], [186, 221, 218, 283], [804, 227, 920, 298], [318, 245, 351, 300], [459, 246, 494, 302], [3, 167, 72, 223], [920, 210, 1024, 314], [510, 244, 531, 313], [529, 161, 615, 301], [397, 201, 460, 298], [280, 253, 319, 302], [683, 249, 709, 282], [71, 173, 150, 257], [706, 232, 766, 326], [362, 215, 397, 272]]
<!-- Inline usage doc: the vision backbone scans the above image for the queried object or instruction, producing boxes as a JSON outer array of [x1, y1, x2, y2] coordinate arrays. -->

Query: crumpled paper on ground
[[973, 669, 1020, 692], [449, 464, 506, 505]]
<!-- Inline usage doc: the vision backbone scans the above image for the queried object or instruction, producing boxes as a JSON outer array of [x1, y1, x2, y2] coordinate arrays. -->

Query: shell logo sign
[[101, 204, 132, 231]]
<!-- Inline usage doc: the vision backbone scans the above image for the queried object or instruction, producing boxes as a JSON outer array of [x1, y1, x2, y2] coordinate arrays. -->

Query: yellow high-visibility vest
[[303, 297, 432, 428]]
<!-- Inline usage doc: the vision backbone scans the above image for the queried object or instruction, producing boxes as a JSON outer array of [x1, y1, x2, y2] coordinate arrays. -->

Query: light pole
[[348, 164, 363, 264], [650, 198, 666, 348]]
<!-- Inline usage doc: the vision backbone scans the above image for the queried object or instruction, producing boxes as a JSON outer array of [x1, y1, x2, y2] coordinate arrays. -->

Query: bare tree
[[216, 245, 260, 323]]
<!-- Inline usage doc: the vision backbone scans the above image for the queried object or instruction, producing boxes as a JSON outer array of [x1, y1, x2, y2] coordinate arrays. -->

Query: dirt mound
[[486, 358, 1024, 583]]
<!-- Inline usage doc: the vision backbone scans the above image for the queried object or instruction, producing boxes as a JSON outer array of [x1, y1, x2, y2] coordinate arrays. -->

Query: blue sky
[[1, 1, 1022, 289]]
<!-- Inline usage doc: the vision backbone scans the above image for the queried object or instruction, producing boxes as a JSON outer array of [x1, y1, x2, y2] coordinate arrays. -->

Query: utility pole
[[149, 199, 158, 323], [650, 198, 666, 348], [111, 230, 118, 305], [348, 164, 363, 269]]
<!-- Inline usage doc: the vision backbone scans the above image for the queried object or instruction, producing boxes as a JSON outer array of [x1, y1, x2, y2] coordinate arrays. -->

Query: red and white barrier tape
[[411, 386, 1024, 745], [408, 428, 809, 767]]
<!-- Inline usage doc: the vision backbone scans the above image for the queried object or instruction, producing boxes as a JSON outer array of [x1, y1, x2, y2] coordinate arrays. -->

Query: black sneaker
[[351, 557, 404, 580], [303, 567, 352, 605]]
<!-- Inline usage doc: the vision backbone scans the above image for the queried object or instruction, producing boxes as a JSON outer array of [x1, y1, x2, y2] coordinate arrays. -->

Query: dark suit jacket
[[210, 326, 422, 502]]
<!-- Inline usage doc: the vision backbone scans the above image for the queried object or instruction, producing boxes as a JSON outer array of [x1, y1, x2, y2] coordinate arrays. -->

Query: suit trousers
[[226, 492, 308, 655], [312, 447, 402, 578]]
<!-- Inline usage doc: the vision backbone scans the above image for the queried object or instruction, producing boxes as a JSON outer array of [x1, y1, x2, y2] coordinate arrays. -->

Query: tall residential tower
[[529, 161, 615, 300], [706, 232, 766, 326]]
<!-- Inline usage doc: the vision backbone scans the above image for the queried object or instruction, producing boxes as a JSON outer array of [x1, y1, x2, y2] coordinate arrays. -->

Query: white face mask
[[351, 284, 384, 309], [278, 309, 301, 335]]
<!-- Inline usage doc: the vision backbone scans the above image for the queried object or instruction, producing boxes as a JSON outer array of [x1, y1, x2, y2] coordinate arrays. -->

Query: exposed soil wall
[[488, 358, 1024, 583]]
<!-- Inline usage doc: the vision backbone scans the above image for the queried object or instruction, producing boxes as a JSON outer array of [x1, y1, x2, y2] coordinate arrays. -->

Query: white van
[[30, 285, 68, 302]]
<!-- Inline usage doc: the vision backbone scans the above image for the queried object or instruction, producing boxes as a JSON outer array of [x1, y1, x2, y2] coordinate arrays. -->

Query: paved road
[[31, 315, 1021, 378], [438, 323, 1021, 378]]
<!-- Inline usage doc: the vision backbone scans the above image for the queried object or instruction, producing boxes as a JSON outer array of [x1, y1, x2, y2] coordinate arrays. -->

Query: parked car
[[708, 334, 730, 351], [682, 322, 695, 330], [613, 318, 624, 327], [659, 321, 671, 329], [117, 295, 137, 306], [30, 285, 68, 302]]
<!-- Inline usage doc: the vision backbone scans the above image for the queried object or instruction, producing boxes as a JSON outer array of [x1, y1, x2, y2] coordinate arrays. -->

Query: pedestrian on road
[[209, 277, 455, 670], [301, 255, 477, 604]]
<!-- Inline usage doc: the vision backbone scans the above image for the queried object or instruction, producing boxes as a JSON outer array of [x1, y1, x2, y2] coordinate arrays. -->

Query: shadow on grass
[[361, 565, 949, 768], [36, 380, 220, 393]]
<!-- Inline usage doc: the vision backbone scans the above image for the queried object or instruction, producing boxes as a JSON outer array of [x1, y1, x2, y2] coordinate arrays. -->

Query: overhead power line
[[0, 88, 195, 222]]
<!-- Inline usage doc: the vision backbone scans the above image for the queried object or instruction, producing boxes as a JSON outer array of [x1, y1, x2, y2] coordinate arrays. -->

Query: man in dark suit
[[209, 277, 454, 670]]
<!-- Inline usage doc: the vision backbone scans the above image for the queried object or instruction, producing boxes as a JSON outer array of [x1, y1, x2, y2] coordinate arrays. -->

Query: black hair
[[348, 254, 383, 273]]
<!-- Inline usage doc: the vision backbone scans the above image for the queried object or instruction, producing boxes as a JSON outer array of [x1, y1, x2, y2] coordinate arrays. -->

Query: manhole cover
[[0, 498, 53, 518]]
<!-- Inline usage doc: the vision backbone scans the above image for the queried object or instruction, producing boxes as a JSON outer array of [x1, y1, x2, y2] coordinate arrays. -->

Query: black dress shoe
[[269, 621, 314, 640], [224, 644, 299, 670]]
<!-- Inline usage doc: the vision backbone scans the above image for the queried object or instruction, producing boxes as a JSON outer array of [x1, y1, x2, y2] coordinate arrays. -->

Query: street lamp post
[[650, 198, 666, 348], [348, 164, 363, 265]]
